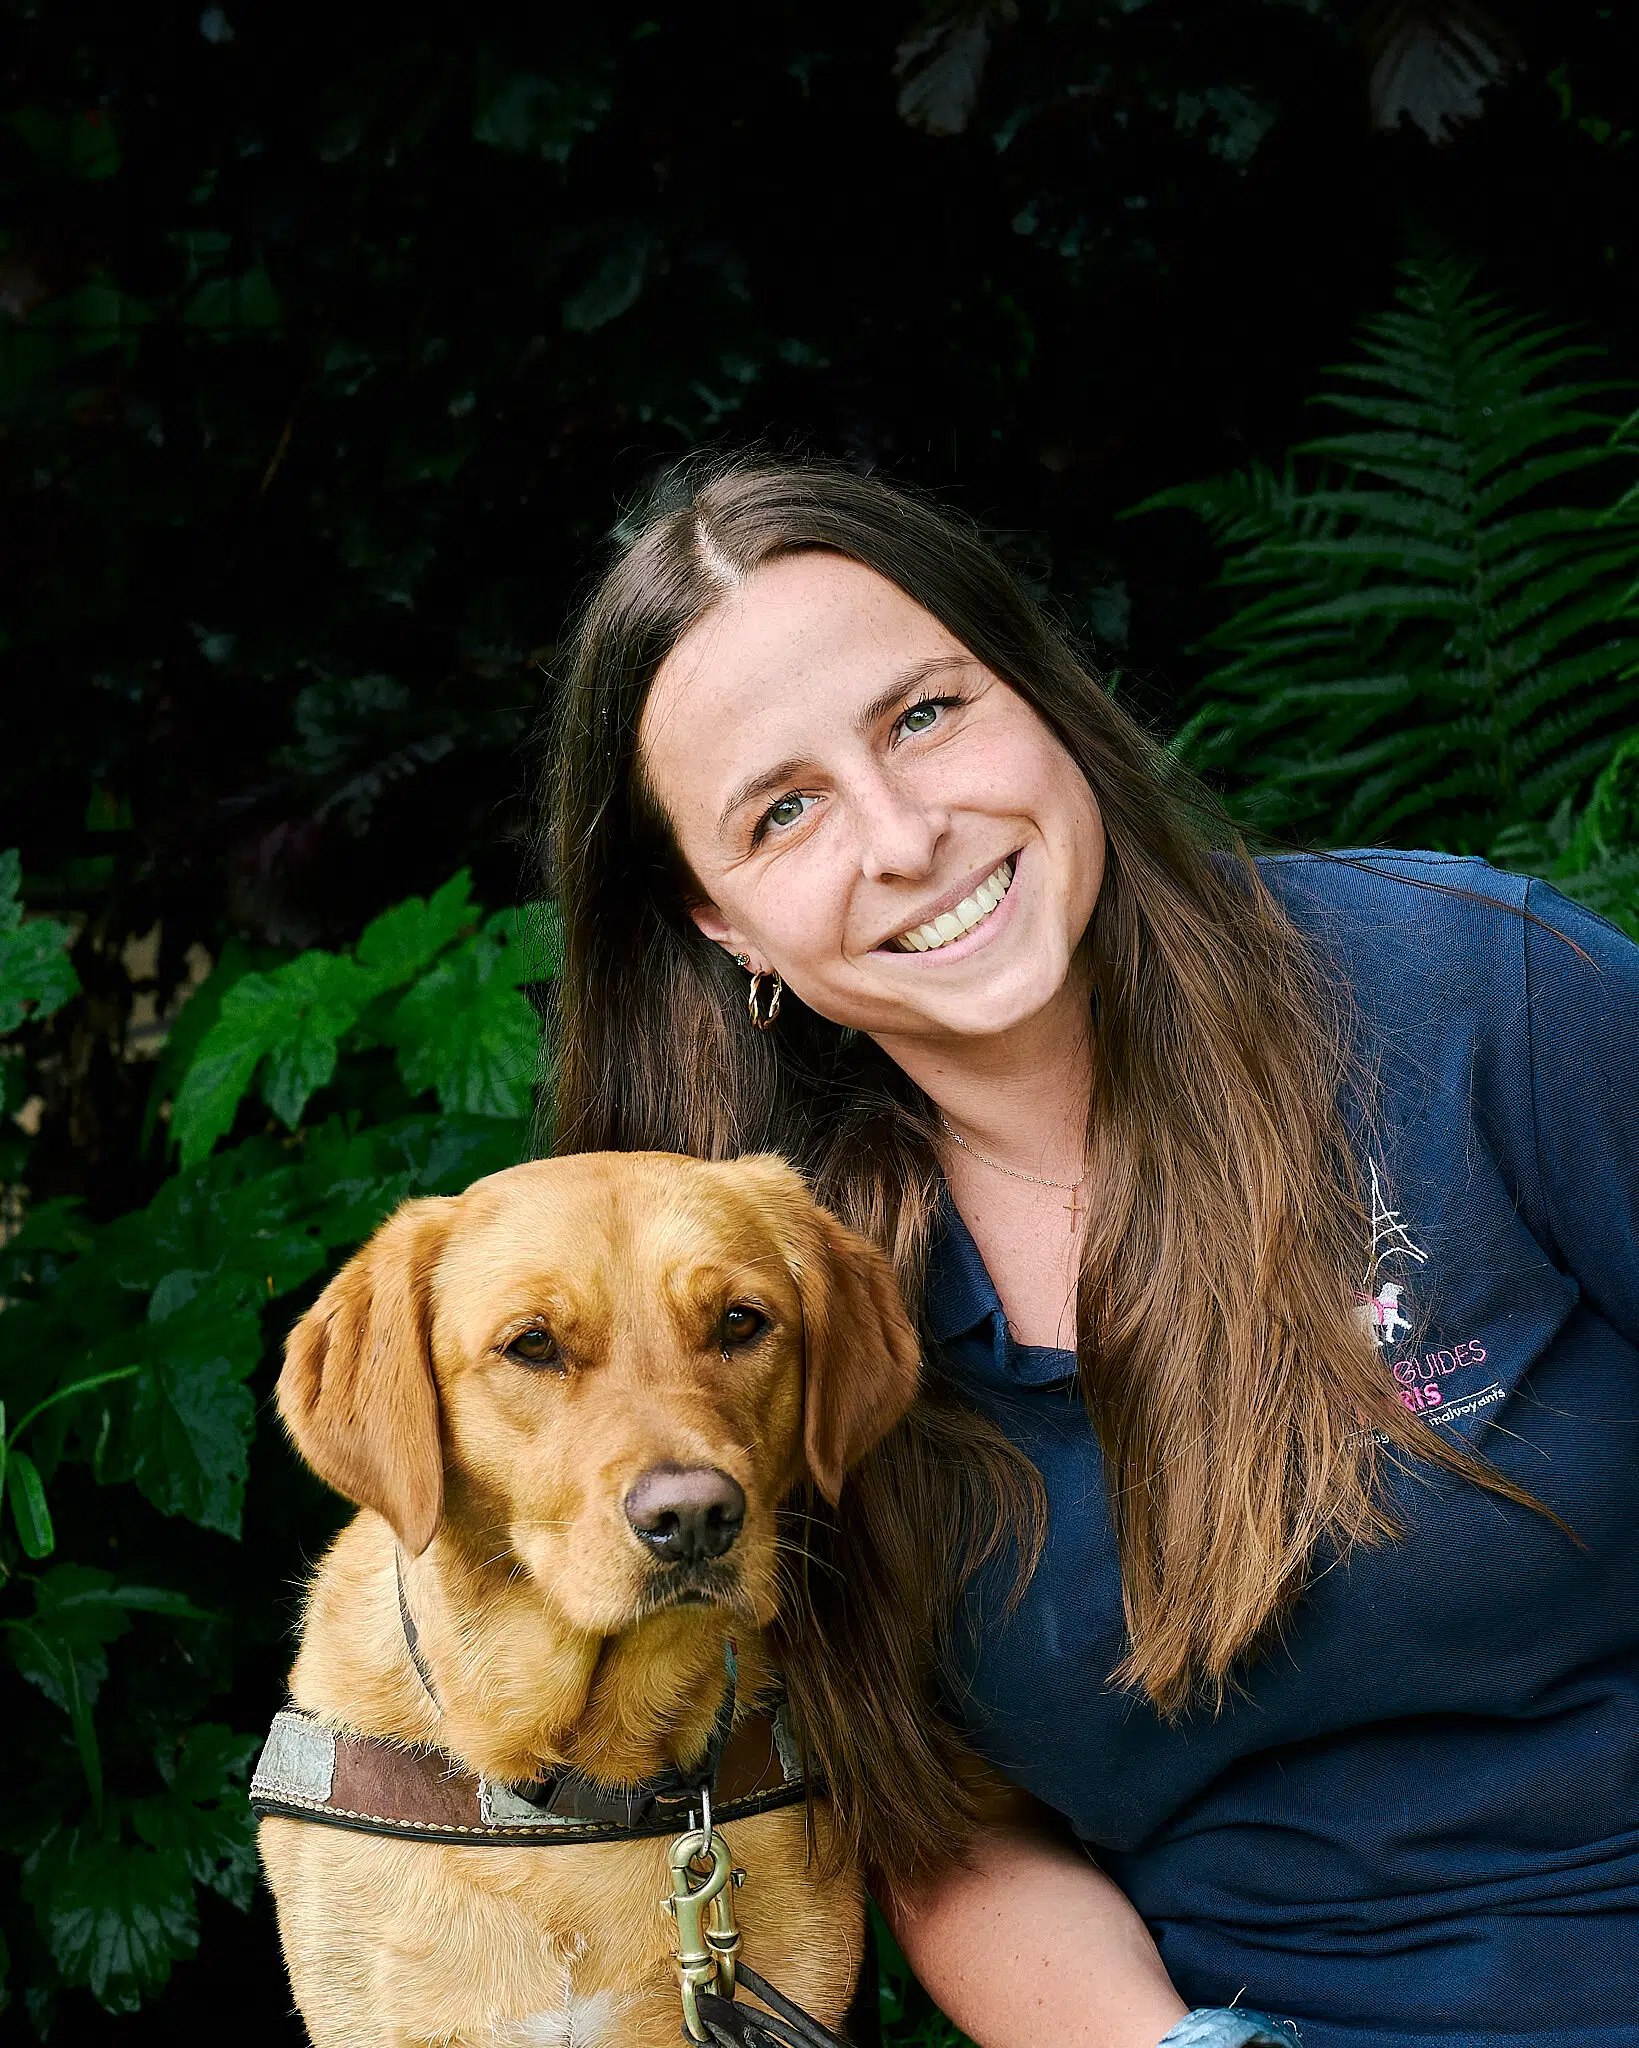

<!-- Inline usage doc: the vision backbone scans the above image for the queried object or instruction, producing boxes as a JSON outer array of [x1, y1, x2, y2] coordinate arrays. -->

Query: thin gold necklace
[[938, 1113, 1092, 1225]]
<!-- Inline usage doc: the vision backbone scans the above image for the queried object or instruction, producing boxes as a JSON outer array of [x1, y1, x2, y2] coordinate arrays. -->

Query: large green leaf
[[110, 1147, 327, 1299], [22, 1828, 196, 2014], [123, 1288, 262, 1536], [388, 915, 543, 1117], [355, 869, 476, 981], [134, 1725, 260, 1911], [10, 1566, 134, 1713], [167, 988, 278, 1168], [172, 951, 378, 1164], [166, 873, 495, 1164], [140, 938, 274, 1152], [86, 1280, 263, 1536]]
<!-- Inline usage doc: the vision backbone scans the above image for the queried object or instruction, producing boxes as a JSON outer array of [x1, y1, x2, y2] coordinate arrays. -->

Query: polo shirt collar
[[925, 1192, 1078, 1390]]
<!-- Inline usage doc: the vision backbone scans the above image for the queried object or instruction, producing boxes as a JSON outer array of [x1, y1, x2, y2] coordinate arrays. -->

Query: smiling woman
[[543, 454, 1639, 2048], [638, 550, 1104, 1075]]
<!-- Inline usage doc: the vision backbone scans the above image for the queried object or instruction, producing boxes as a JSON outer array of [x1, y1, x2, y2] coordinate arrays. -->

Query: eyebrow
[[715, 654, 971, 835]]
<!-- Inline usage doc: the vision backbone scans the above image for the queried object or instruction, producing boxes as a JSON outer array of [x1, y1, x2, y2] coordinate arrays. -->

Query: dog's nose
[[623, 1465, 745, 1564]]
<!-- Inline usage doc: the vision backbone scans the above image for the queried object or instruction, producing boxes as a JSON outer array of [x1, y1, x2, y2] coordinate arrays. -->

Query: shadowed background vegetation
[[3, 0, 1638, 2037]]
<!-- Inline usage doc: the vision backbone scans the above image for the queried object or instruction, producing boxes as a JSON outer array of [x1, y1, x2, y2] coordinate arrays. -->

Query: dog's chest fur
[[260, 1799, 861, 2047], [494, 1985, 625, 2046]]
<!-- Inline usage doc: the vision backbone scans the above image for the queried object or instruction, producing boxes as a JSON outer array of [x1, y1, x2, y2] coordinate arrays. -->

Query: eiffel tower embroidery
[[1360, 1160, 1428, 1349]]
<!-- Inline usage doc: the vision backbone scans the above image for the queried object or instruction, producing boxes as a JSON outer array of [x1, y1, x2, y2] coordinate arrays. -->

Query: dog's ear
[[278, 1197, 453, 1555], [740, 1160, 922, 1504]]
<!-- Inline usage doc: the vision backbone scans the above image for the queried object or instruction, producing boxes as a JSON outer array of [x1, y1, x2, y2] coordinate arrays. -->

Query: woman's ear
[[687, 899, 748, 954], [742, 1160, 923, 1502], [277, 1197, 453, 1555]]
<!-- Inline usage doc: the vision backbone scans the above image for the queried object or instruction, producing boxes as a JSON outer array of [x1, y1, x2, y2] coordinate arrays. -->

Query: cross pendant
[[1067, 1185, 1081, 1226]]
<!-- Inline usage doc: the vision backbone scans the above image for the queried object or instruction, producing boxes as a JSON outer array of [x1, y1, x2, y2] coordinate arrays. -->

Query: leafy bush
[[1140, 252, 1639, 922], [0, 867, 547, 2024]]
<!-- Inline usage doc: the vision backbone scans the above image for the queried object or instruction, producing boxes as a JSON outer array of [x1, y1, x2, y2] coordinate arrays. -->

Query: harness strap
[[249, 1699, 805, 1847], [395, 1546, 440, 1709]]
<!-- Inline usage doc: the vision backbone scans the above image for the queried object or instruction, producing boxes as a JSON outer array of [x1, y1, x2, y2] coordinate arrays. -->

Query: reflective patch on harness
[[479, 1777, 587, 1827], [252, 1710, 337, 1804], [771, 1704, 801, 1786]]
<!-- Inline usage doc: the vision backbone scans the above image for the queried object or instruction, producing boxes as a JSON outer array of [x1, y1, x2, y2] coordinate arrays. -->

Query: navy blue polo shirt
[[930, 854, 1639, 2048]]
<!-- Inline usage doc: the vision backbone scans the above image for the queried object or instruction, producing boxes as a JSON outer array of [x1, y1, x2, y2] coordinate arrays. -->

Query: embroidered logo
[[1363, 1279, 1412, 1344], [1356, 1160, 1428, 1350], [1355, 1162, 1502, 1423]]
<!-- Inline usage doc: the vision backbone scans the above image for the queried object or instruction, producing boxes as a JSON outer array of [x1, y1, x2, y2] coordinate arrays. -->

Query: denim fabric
[[932, 856, 1639, 2045]]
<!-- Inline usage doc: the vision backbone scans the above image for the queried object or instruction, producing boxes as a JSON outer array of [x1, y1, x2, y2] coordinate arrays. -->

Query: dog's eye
[[505, 1327, 562, 1370], [719, 1304, 767, 1349]]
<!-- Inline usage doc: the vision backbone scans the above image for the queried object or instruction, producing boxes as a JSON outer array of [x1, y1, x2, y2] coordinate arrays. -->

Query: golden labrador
[[256, 1150, 925, 2048]]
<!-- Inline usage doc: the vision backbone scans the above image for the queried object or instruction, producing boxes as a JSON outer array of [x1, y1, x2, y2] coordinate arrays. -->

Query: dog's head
[[277, 1153, 920, 1635]]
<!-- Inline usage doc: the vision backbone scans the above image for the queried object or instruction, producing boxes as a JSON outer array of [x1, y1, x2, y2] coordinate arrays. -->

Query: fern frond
[[1138, 250, 1639, 851]]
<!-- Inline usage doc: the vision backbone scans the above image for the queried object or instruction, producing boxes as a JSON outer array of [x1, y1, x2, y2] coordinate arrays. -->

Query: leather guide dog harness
[[249, 1558, 853, 2047], [247, 1695, 808, 1847]]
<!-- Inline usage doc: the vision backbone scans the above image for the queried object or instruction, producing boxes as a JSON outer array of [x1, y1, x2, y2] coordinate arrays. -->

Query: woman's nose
[[855, 769, 946, 882]]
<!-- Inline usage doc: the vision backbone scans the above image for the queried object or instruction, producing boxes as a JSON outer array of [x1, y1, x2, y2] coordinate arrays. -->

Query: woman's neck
[[872, 970, 1095, 1182]]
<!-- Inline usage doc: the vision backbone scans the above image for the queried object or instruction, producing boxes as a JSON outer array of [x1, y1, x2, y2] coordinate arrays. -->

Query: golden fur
[[261, 1150, 924, 2047]]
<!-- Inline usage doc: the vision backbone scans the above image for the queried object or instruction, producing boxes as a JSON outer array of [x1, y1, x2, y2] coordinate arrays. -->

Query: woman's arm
[[883, 1808, 1189, 2048]]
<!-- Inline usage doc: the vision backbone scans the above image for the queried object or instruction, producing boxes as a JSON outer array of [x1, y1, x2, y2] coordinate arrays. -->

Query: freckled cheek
[[746, 860, 854, 968], [914, 725, 1043, 820]]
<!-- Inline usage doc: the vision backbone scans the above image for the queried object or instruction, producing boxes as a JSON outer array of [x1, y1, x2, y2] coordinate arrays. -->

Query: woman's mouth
[[889, 858, 1015, 953]]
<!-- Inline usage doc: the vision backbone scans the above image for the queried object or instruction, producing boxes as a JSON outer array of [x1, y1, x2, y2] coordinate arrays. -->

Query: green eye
[[765, 794, 808, 830], [901, 702, 939, 732]]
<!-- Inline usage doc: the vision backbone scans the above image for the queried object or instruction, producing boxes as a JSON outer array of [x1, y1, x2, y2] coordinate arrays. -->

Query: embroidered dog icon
[[1362, 1281, 1412, 1345]]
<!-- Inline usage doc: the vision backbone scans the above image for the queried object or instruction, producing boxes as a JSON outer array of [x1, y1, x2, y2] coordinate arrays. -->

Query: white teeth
[[891, 859, 1014, 953]]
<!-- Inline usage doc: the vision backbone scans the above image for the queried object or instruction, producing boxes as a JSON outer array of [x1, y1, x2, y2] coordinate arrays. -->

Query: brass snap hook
[[662, 1827, 745, 2043]]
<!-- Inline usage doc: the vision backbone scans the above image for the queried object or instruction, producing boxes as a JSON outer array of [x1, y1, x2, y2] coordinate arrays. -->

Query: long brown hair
[[544, 453, 1541, 1779]]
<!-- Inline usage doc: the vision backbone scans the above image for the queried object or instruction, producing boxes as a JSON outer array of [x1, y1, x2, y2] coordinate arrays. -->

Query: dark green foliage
[[0, 871, 535, 2025], [1142, 254, 1639, 873], [170, 875, 554, 1165], [1493, 707, 1639, 937], [0, 856, 79, 1038]]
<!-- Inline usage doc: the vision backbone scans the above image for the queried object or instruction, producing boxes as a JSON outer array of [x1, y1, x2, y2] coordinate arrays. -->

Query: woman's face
[[639, 553, 1106, 1054]]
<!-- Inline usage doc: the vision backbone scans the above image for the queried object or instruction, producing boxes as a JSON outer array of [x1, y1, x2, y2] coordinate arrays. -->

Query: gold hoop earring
[[747, 971, 782, 1031], [732, 953, 782, 1030]]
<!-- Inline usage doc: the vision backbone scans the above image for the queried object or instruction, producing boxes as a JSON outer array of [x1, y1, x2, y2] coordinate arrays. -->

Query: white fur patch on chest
[[495, 1988, 623, 2047]]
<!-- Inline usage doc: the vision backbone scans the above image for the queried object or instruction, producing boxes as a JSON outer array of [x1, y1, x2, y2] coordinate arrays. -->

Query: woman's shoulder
[[1255, 847, 1529, 923], [1253, 848, 1636, 1052], [1255, 848, 1530, 983]]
